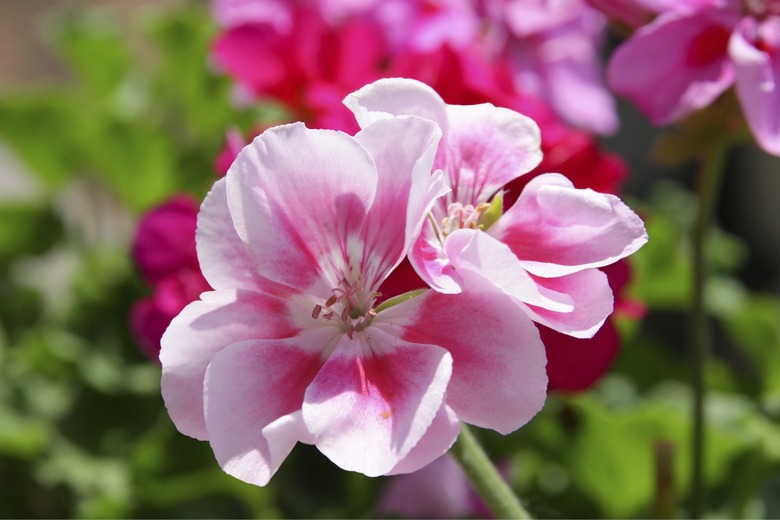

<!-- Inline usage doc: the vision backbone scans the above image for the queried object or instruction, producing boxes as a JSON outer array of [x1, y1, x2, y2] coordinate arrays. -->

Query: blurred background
[[1, 0, 780, 518]]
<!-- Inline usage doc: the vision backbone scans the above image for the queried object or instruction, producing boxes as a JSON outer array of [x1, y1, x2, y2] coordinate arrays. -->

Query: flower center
[[440, 202, 491, 237], [311, 277, 378, 339]]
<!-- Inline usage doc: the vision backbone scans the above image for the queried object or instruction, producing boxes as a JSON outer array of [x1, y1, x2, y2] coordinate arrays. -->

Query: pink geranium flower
[[377, 454, 488, 518], [314, 0, 481, 52], [211, 4, 386, 132], [606, 0, 780, 155], [483, 0, 619, 134], [345, 78, 647, 339], [160, 117, 548, 484]]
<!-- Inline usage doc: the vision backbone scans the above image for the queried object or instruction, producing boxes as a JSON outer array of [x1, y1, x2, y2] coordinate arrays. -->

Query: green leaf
[[35, 440, 132, 518], [0, 95, 80, 188], [0, 408, 49, 459], [76, 117, 178, 212], [0, 203, 64, 264], [720, 294, 780, 398]]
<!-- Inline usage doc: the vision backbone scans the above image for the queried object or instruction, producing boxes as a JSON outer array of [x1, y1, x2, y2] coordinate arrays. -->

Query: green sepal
[[375, 289, 427, 313]]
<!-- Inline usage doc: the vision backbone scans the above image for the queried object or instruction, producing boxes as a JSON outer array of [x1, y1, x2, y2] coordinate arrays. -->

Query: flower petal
[[354, 115, 445, 286], [344, 77, 450, 136], [198, 178, 282, 293], [443, 228, 574, 312], [212, 23, 289, 95], [386, 404, 461, 475], [302, 331, 452, 476], [489, 173, 647, 278], [730, 16, 780, 156], [203, 337, 325, 486], [520, 269, 614, 338], [226, 122, 377, 294], [132, 195, 200, 285], [607, 9, 736, 124], [379, 277, 548, 434], [160, 289, 299, 440], [541, 48, 619, 135], [377, 453, 474, 519], [439, 103, 542, 204], [409, 221, 464, 294]]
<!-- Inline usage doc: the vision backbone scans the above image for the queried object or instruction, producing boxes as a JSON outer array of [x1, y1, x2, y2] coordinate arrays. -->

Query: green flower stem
[[689, 139, 729, 518], [451, 423, 532, 519]]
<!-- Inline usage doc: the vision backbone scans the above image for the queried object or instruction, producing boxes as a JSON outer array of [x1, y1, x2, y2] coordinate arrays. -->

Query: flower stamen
[[310, 277, 378, 337], [440, 202, 492, 237]]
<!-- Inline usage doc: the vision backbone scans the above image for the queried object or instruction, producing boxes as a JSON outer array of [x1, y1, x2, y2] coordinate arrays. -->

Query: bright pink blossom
[[346, 78, 647, 339], [211, 5, 385, 132], [607, 1, 780, 155], [211, 0, 617, 135], [131, 196, 211, 360], [160, 118, 548, 484]]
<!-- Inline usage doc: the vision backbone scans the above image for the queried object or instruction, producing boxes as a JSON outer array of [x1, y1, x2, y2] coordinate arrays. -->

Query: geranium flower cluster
[[606, 0, 780, 155], [133, 0, 644, 394], [157, 78, 647, 484], [210, 0, 617, 134]]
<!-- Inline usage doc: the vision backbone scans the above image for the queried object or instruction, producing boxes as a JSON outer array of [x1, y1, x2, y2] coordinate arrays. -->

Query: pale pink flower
[[483, 0, 619, 134], [345, 78, 647, 338], [160, 117, 548, 485], [376, 454, 480, 518], [606, 1, 780, 155], [315, 0, 481, 52], [211, 0, 293, 31], [607, 3, 739, 125], [730, 14, 780, 155]]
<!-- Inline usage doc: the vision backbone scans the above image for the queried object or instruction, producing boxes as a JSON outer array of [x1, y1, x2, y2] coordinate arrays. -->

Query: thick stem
[[689, 141, 728, 518], [451, 423, 532, 519]]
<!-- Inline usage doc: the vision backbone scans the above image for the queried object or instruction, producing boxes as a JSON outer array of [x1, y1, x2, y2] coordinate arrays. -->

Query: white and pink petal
[[197, 177, 290, 294], [443, 228, 574, 312], [377, 278, 548, 435], [387, 404, 461, 476], [343, 77, 450, 136], [203, 336, 327, 486], [519, 269, 614, 339], [489, 173, 647, 278], [302, 331, 452, 476], [409, 222, 464, 294], [354, 115, 445, 286], [160, 289, 300, 440], [440, 103, 542, 204], [226, 122, 377, 295]]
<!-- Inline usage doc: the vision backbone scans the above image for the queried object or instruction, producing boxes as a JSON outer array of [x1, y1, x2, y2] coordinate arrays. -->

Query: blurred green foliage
[[0, 2, 778, 518]]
